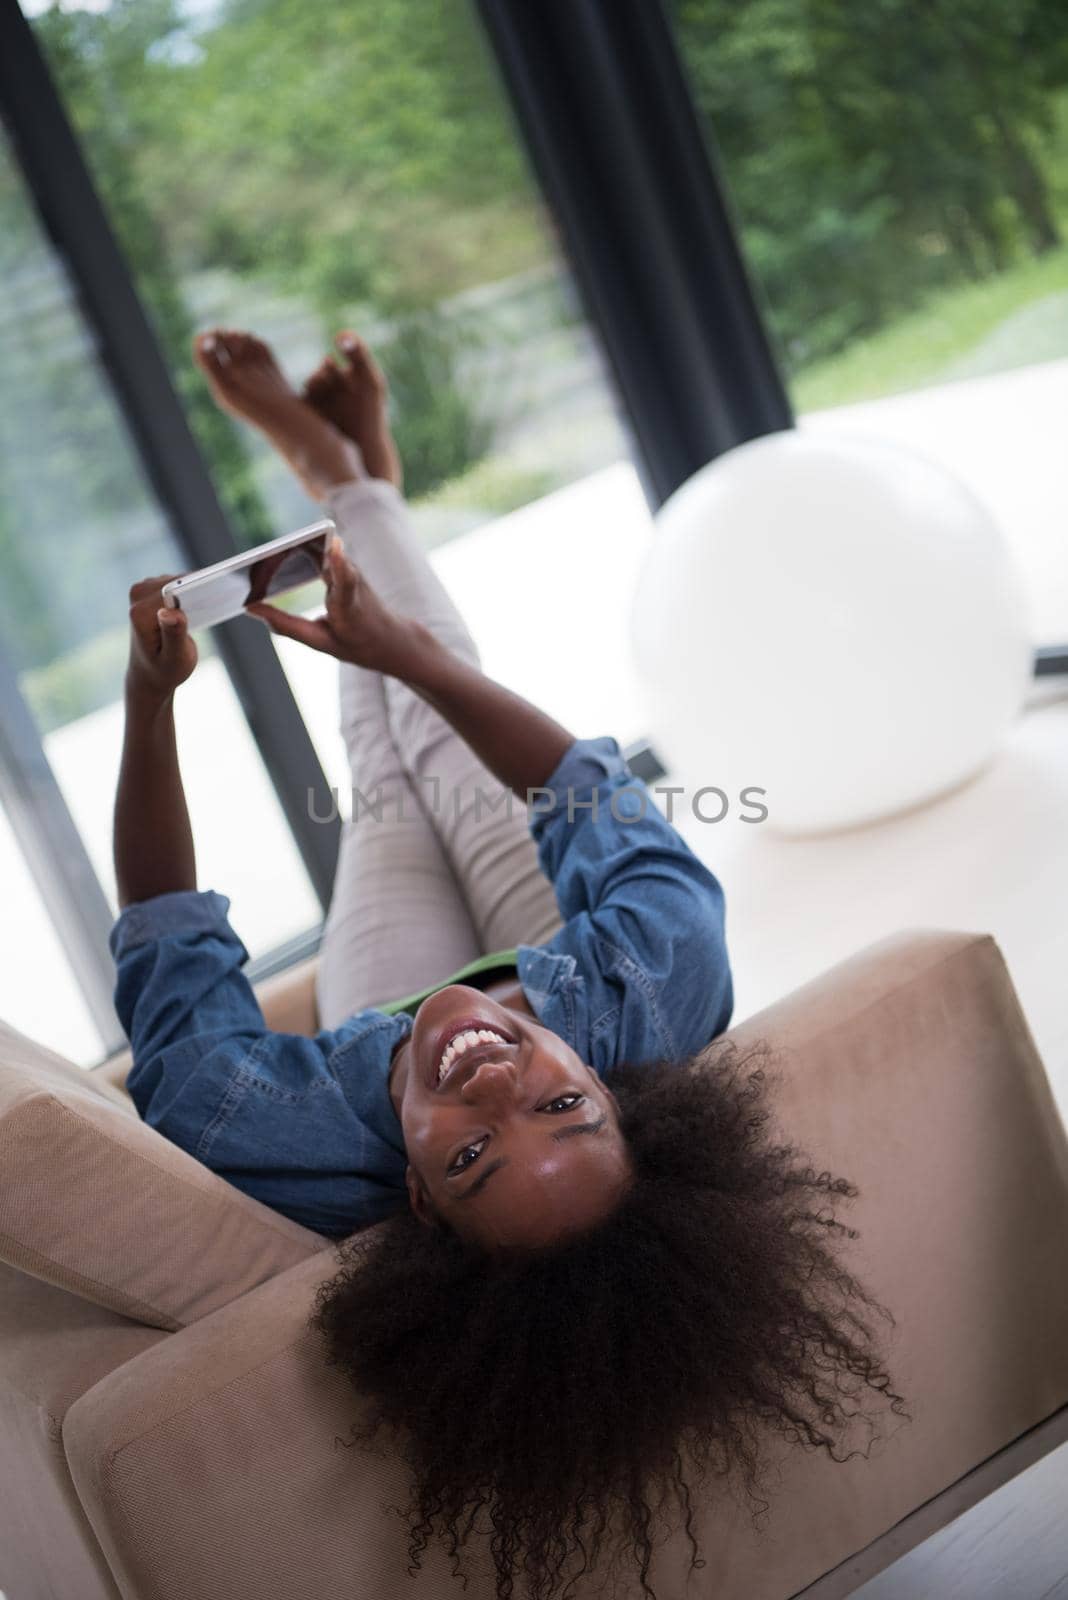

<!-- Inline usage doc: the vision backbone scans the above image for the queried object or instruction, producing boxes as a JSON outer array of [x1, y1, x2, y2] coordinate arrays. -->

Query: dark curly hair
[[311, 1043, 904, 1600]]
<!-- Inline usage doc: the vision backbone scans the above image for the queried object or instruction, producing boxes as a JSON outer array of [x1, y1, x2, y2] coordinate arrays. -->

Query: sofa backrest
[[0, 1021, 328, 1331]]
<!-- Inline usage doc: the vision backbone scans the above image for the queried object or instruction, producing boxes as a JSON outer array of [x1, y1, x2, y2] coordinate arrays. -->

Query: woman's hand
[[126, 577, 199, 700], [246, 535, 426, 678], [252, 535, 574, 798]]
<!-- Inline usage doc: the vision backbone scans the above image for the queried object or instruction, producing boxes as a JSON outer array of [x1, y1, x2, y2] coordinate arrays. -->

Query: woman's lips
[[429, 1014, 515, 1089]]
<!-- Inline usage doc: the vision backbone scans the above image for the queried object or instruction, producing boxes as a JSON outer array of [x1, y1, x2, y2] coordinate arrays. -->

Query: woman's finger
[[325, 535, 358, 604], [245, 602, 336, 654], [156, 606, 188, 651]]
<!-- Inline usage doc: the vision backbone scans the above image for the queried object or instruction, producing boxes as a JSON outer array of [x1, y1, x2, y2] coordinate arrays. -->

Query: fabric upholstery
[[255, 954, 320, 1037], [0, 1262, 165, 1600], [50, 930, 1068, 1600], [0, 1020, 328, 1332]]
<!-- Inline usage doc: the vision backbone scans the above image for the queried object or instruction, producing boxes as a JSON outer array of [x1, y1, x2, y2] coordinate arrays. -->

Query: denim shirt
[[112, 736, 732, 1238]]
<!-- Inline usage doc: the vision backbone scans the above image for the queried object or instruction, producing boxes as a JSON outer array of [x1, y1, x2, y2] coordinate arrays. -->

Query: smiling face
[[391, 985, 633, 1250]]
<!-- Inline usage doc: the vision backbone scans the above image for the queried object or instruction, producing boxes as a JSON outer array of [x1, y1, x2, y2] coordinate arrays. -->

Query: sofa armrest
[[728, 927, 1000, 1055], [725, 928, 1068, 1593]]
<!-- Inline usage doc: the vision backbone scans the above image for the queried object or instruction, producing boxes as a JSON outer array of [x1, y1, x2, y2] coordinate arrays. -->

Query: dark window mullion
[[0, 3, 341, 909], [474, 0, 793, 509]]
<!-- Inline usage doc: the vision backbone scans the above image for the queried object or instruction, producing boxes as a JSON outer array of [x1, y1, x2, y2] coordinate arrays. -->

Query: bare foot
[[302, 333, 403, 490], [193, 329, 363, 502]]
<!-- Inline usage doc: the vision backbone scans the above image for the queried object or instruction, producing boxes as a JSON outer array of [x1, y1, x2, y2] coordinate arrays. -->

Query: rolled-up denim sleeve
[[529, 737, 732, 1065], [109, 890, 412, 1233], [109, 889, 272, 1131], [110, 889, 267, 1062]]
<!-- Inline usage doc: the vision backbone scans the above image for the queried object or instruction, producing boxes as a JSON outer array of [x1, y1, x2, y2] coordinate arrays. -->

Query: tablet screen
[[167, 526, 331, 629]]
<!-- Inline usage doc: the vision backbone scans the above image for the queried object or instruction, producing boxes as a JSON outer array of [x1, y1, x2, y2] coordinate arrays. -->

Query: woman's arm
[[528, 739, 733, 1059], [249, 540, 732, 1063], [248, 536, 574, 797], [114, 578, 199, 907], [391, 632, 573, 798]]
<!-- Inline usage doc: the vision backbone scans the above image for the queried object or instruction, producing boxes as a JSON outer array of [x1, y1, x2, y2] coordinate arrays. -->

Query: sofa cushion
[[0, 1021, 328, 1331], [0, 1261, 166, 1600]]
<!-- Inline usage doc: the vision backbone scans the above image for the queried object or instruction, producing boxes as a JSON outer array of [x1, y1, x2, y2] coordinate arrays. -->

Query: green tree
[[32, 0, 530, 504], [0, 142, 148, 674], [73, 0, 540, 321], [670, 0, 1068, 369], [36, 0, 275, 549]]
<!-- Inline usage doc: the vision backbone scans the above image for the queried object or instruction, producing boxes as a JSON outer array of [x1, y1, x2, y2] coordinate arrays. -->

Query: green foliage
[[7, 0, 1068, 733], [27, 0, 1068, 395], [793, 242, 1068, 410], [382, 310, 494, 499], [416, 459, 557, 521], [34, 0, 1068, 417], [37, 0, 540, 320], [0, 142, 165, 679], [36, 1, 276, 553], [670, 0, 1068, 371], [21, 624, 131, 734], [22, 619, 219, 735]]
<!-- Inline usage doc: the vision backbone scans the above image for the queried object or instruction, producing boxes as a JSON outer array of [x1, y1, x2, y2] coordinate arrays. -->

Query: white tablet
[[161, 518, 335, 630]]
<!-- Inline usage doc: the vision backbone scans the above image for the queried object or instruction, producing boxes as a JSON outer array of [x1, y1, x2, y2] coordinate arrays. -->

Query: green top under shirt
[[376, 948, 519, 1017]]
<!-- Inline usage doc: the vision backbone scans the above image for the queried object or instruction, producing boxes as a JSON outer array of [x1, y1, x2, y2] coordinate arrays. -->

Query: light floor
[[852, 1441, 1068, 1599]]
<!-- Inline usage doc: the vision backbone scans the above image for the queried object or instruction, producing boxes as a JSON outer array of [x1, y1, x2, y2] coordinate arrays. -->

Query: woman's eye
[[447, 1096, 584, 1174], [448, 1138, 487, 1175], [542, 1094, 584, 1114]]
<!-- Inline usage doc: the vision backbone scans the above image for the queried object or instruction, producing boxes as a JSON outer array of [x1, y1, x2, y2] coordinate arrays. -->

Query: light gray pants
[[315, 477, 562, 1028]]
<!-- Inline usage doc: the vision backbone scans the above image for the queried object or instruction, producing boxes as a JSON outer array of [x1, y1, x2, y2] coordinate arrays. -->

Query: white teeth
[[437, 1027, 509, 1083]]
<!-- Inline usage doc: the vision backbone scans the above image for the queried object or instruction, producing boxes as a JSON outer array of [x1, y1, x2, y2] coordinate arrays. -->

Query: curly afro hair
[[311, 1043, 903, 1600]]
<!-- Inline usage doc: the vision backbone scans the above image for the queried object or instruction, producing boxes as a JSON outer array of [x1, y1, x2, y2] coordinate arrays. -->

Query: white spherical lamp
[[631, 430, 1033, 834]]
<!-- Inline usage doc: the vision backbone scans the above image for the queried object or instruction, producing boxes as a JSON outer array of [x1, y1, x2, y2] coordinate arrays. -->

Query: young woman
[[113, 330, 899, 1600]]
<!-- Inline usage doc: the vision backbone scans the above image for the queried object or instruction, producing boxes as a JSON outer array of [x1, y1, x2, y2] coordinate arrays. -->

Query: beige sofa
[[2, 930, 1067, 1600]]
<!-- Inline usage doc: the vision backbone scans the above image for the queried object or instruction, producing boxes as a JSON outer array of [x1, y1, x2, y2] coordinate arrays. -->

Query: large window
[[8, 0, 1062, 1063], [670, 0, 1068, 637], [2, 0, 642, 1060], [28, 0, 630, 553], [25, 0, 640, 804], [0, 118, 320, 1060]]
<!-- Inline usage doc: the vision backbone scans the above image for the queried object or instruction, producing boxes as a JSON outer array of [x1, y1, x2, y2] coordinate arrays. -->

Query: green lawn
[[792, 244, 1068, 414]]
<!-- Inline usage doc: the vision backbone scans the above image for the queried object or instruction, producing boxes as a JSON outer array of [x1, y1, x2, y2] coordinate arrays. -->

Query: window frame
[[0, 0, 855, 1059], [0, 1, 345, 1052], [0, 0, 343, 923], [475, 0, 794, 506], [2, 0, 1060, 1055]]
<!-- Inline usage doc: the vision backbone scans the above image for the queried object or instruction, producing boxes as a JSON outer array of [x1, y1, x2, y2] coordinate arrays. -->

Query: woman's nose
[[460, 1058, 519, 1103]]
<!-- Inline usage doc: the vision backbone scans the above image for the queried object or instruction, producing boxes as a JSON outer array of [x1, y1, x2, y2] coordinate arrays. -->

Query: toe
[[336, 331, 371, 371], [245, 333, 275, 365], [337, 332, 387, 395], [303, 357, 342, 402], [221, 330, 267, 366], [212, 330, 242, 367], [192, 330, 221, 369]]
